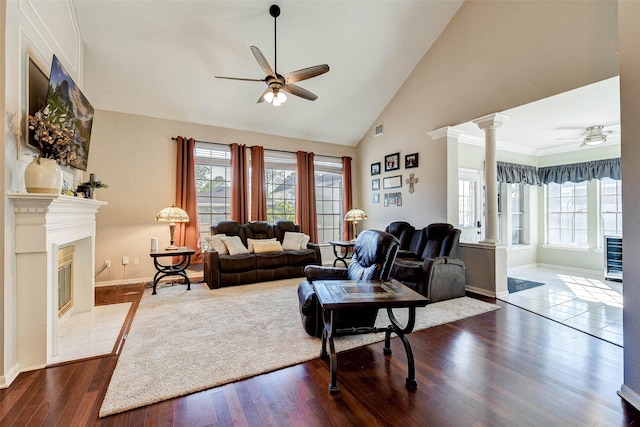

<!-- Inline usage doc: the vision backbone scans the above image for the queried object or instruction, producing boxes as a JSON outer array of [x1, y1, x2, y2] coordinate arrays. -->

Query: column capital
[[427, 126, 464, 141], [472, 113, 510, 130]]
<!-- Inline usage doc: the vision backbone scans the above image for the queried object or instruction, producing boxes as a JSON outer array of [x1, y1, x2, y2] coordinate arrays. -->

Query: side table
[[328, 240, 355, 267], [149, 247, 195, 295]]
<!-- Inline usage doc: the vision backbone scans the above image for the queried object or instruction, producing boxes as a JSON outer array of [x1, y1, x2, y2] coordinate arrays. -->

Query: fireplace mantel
[[8, 193, 107, 371]]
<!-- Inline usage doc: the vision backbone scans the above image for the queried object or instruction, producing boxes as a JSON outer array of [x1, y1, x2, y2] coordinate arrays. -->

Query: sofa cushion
[[218, 253, 255, 272], [247, 237, 277, 253], [205, 234, 228, 254], [286, 248, 317, 266], [253, 240, 284, 253], [221, 236, 249, 255], [391, 259, 423, 284], [255, 251, 288, 269]]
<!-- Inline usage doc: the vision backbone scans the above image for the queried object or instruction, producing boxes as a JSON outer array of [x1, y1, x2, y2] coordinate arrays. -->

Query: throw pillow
[[282, 232, 306, 251], [252, 240, 284, 253], [204, 234, 228, 254], [301, 234, 310, 249], [221, 235, 249, 255], [247, 237, 277, 253]]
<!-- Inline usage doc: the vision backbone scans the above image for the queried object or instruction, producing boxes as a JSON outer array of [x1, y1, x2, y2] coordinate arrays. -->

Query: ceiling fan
[[556, 124, 619, 147], [215, 4, 330, 106]]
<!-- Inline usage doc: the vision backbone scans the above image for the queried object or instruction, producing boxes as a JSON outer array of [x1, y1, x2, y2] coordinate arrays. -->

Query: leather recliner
[[297, 229, 400, 338], [390, 223, 466, 303]]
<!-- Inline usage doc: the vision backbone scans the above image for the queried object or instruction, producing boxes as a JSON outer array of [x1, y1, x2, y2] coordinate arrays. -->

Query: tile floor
[[48, 302, 132, 365], [501, 266, 623, 346]]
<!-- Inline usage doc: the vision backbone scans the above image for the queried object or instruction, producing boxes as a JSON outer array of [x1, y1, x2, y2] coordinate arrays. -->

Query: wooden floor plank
[[0, 286, 638, 426]]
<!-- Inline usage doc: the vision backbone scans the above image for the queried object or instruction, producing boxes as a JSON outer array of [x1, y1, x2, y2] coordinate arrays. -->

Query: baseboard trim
[[618, 384, 640, 412], [465, 285, 497, 298], [0, 363, 20, 389]]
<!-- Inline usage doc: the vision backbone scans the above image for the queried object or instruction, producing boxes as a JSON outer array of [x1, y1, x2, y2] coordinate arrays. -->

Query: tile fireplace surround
[[8, 193, 107, 373]]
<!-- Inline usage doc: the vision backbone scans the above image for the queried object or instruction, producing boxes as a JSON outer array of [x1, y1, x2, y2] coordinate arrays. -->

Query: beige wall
[[356, 0, 618, 232], [90, 110, 356, 284]]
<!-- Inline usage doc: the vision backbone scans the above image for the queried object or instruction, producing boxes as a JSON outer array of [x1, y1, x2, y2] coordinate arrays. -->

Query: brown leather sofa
[[203, 220, 322, 289], [297, 229, 400, 338], [388, 222, 466, 302]]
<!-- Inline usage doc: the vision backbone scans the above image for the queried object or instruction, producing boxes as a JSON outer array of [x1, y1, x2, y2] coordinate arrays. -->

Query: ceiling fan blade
[[250, 46, 275, 77], [215, 76, 265, 82], [284, 64, 330, 84], [282, 83, 318, 101]]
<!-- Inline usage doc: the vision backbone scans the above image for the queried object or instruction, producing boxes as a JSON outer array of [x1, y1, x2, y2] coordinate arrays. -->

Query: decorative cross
[[406, 173, 418, 194]]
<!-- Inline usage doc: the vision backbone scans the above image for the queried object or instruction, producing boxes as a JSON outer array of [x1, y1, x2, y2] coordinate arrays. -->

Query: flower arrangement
[[27, 105, 80, 166]]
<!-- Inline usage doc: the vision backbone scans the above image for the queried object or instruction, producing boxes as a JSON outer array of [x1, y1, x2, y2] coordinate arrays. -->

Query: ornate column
[[472, 113, 510, 244]]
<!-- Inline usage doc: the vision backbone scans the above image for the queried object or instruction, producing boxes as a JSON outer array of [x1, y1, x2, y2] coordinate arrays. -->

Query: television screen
[[45, 55, 94, 171]]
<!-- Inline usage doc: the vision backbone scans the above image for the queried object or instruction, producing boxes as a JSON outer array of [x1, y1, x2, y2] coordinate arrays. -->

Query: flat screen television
[[45, 54, 94, 171]]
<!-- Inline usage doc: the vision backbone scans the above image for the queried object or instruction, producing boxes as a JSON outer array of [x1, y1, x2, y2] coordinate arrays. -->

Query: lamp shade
[[344, 208, 367, 223], [155, 205, 189, 223]]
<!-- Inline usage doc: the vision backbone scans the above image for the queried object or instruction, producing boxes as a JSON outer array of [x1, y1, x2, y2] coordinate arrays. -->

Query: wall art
[[384, 153, 400, 172], [383, 175, 402, 189], [372, 178, 380, 191], [405, 153, 419, 169], [371, 162, 381, 176]]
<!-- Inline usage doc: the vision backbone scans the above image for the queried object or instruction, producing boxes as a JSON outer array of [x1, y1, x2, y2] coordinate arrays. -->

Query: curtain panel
[[538, 158, 621, 184], [296, 151, 318, 243], [342, 156, 354, 241], [230, 143, 249, 223], [175, 136, 203, 264], [250, 146, 267, 221], [496, 161, 542, 185]]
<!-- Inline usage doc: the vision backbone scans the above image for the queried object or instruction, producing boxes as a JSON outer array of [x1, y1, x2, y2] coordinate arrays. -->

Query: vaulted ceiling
[[73, 1, 464, 146]]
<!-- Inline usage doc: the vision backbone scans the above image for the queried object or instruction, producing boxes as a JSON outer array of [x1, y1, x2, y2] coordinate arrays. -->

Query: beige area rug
[[100, 278, 500, 417]]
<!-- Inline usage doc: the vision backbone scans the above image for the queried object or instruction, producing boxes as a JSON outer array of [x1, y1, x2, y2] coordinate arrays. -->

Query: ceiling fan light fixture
[[264, 91, 275, 103], [584, 135, 607, 145]]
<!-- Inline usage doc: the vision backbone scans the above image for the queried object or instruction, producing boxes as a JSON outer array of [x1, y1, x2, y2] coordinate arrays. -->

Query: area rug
[[99, 278, 500, 417], [508, 277, 546, 293]]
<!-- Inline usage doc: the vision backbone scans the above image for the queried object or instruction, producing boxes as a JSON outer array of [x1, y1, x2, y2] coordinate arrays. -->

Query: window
[[458, 179, 477, 228], [547, 181, 588, 246], [265, 151, 296, 223], [511, 183, 524, 245], [195, 143, 231, 239], [600, 177, 622, 236], [315, 156, 343, 243]]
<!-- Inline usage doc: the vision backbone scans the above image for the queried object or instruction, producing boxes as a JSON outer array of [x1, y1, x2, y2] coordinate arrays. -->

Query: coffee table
[[313, 279, 429, 393]]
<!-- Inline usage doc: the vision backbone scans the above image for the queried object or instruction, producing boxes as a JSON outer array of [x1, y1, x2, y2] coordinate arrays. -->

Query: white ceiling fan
[[556, 124, 619, 147]]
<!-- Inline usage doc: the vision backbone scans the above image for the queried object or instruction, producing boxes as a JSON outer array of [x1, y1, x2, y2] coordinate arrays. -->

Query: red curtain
[[296, 151, 318, 242], [230, 143, 249, 223], [250, 146, 267, 221], [175, 136, 202, 264], [342, 156, 354, 241]]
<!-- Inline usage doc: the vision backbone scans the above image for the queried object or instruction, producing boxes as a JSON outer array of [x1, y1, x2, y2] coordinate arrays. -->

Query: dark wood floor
[[1, 284, 639, 426]]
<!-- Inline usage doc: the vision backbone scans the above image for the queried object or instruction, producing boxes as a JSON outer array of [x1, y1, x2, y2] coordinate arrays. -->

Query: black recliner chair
[[297, 229, 400, 338]]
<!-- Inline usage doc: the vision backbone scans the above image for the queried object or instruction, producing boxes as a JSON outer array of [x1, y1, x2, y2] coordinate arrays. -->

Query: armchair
[[297, 229, 400, 338], [390, 223, 466, 302]]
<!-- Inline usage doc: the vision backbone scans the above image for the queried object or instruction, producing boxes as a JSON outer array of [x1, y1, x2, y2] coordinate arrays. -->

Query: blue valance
[[537, 158, 621, 184], [497, 161, 542, 185]]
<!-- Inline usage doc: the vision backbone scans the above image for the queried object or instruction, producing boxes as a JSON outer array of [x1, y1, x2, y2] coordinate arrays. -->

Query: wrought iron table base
[[151, 253, 192, 295]]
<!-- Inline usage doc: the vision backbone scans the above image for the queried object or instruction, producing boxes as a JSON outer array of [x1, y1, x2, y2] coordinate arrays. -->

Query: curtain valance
[[537, 158, 621, 184], [497, 161, 541, 185]]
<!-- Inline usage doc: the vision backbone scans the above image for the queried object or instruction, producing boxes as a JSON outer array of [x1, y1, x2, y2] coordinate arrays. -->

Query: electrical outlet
[[133, 258, 140, 266], [122, 256, 129, 266], [105, 259, 111, 268]]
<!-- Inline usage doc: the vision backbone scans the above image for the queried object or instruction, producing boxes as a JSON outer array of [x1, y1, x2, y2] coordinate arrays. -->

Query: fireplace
[[58, 246, 74, 316], [9, 193, 107, 372]]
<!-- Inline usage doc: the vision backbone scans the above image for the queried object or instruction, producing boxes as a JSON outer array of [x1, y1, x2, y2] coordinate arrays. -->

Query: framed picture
[[371, 162, 381, 176], [405, 153, 419, 169], [372, 179, 380, 191], [385, 153, 400, 172], [373, 193, 380, 203], [396, 197, 403, 206], [383, 175, 402, 189], [384, 198, 389, 207]]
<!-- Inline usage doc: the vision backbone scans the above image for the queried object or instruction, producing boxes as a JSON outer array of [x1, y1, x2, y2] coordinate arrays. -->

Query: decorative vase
[[25, 157, 63, 194]]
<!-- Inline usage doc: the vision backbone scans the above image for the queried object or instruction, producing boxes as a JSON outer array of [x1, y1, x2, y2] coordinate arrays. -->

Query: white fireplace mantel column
[[472, 113, 510, 244], [8, 193, 107, 371]]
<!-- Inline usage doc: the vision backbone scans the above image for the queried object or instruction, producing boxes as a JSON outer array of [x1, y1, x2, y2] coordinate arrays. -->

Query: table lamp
[[344, 208, 368, 239], [155, 205, 190, 250]]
